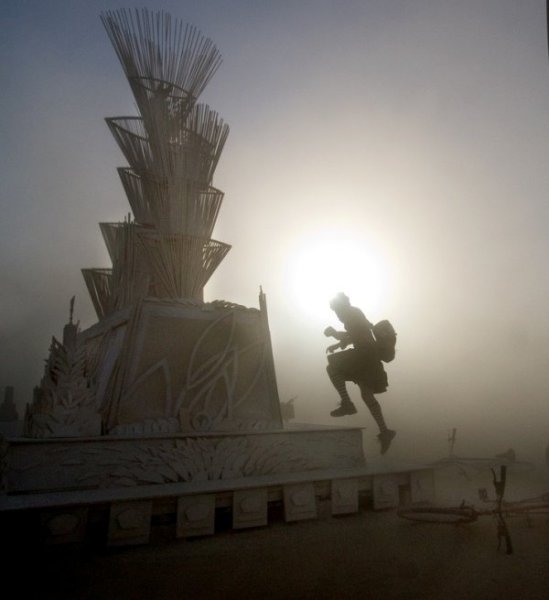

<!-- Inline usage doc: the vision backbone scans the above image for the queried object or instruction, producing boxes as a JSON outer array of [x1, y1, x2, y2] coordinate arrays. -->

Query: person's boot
[[377, 429, 396, 454], [330, 401, 357, 417]]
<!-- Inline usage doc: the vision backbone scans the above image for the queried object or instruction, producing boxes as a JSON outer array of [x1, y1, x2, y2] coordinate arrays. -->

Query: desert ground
[[5, 464, 549, 600]]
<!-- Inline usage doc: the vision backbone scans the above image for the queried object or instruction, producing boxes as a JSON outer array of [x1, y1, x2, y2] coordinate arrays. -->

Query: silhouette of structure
[[1, 10, 433, 547], [0, 387, 18, 422], [84, 10, 230, 309], [24, 9, 282, 436]]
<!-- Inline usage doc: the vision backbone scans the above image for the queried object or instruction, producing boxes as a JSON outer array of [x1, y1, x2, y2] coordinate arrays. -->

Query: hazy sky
[[2, 0, 549, 462]]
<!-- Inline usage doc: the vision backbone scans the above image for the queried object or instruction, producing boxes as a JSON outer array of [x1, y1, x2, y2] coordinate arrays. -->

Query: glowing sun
[[289, 232, 390, 321]]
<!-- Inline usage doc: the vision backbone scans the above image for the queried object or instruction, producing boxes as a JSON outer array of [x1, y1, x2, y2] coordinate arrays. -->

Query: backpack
[[372, 320, 397, 363]]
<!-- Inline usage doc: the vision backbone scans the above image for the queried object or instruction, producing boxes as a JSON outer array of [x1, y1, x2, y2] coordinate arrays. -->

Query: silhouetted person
[[325, 292, 396, 454]]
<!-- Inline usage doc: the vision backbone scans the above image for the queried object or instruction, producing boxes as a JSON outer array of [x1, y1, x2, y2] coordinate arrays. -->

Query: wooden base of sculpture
[[0, 425, 434, 546]]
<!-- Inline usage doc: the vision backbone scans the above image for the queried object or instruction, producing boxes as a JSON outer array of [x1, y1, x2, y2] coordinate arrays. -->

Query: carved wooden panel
[[40, 507, 88, 545], [372, 474, 399, 510], [108, 500, 152, 546], [331, 478, 359, 515], [283, 483, 317, 522], [176, 494, 216, 538], [233, 488, 268, 529]]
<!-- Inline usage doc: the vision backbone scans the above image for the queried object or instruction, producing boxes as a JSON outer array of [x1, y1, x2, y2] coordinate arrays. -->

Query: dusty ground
[[6, 466, 549, 600]]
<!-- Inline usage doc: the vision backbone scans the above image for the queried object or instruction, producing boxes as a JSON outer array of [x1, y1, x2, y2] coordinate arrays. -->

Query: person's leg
[[357, 381, 388, 432], [327, 364, 357, 416], [358, 381, 395, 453]]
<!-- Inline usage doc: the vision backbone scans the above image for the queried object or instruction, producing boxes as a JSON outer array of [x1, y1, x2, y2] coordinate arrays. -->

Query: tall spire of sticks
[[83, 8, 231, 315]]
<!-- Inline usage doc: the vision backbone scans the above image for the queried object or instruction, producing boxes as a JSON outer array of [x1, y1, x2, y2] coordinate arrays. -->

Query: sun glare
[[289, 232, 390, 322]]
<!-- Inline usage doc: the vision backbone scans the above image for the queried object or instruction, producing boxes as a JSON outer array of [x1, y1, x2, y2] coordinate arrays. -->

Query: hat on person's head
[[330, 292, 350, 310]]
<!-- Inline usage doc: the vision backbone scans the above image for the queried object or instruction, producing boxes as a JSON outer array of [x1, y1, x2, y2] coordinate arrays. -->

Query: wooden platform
[[0, 425, 434, 546]]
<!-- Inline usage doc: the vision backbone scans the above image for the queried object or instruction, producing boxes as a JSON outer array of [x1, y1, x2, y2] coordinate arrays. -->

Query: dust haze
[[1, 0, 549, 465]]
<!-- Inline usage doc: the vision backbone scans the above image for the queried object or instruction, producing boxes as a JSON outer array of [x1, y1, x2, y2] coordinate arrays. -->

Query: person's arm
[[324, 326, 350, 342], [324, 327, 351, 353]]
